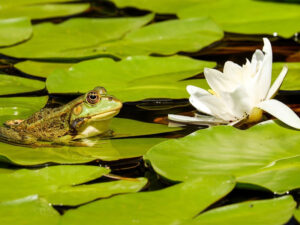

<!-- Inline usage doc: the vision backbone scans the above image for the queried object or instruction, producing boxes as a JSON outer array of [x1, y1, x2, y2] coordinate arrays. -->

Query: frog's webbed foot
[[4, 119, 24, 128]]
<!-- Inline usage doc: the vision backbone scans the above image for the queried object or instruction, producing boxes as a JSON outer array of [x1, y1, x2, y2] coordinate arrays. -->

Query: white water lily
[[169, 38, 300, 129]]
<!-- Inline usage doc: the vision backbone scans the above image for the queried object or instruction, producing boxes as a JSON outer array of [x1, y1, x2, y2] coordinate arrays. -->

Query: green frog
[[0, 87, 122, 146]]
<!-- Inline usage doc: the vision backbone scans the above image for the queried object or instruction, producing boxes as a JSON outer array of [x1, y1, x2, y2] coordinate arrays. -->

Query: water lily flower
[[168, 38, 300, 129]]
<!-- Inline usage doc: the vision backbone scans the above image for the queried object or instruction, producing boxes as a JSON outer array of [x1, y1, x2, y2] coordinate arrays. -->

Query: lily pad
[[0, 96, 48, 125], [110, 0, 202, 14], [96, 17, 224, 58], [0, 137, 165, 165], [178, 0, 300, 37], [46, 56, 212, 101], [111, 118, 180, 138], [0, 14, 154, 59], [295, 207, 300, 223], [60, 175, 235, 225], [15, 60, 72, 78], [238, 156, 300, 194], [0, 17, 222, 59], [0, 196, 60, 225], [0, 74, 45, 95], [0, 165, 109, 202], [1, 0, 77, 7], [0, 17, 32, 47], [145, 121, 300, 192], [0, 3, 90, 20], [186, 196, 296, 225], [47, 177, 147, 206], [273, 62, 300, 91]]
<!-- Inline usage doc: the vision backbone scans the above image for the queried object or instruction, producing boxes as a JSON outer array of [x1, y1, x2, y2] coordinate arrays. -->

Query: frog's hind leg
[[0, 126, 37, 145]]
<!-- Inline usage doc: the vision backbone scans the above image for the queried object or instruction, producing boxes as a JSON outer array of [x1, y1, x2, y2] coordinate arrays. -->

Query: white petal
[[186, 85, 210, 97], [168, 114, 226, 125], [190, 95, 234, 121], [252, 39, 273, 102], [204, 68, 236, 93], [223, 61, 243, 83], [218, 86, 252, 119], [257, 99, 300, 129], [266, 66, 288, 100]]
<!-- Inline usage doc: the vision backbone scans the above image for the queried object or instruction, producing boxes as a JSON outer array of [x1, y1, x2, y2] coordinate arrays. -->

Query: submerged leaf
[[272, 62, 300, 91]]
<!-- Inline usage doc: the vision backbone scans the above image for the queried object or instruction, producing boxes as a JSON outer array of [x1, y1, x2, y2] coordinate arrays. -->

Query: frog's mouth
[[89, 110, 120, 121]]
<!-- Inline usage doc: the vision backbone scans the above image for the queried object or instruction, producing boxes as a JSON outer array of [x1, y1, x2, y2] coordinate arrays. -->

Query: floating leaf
[[0, 74, 45, 95], [0, 137, 165, 165], [0, 3, 90, 20], [0, 96, 48, 125], [145, 121, 300, 193], [178, 0, 300, 37], [0, 14, 154, 59], [295, 207, 300, 223], [1, 0, 77, 7], [46, 56, 212, 101], [0, 17, 222, 59], [47, 178, 147, 206], [111, 118, 180, 138], [185, 196, 296, 225], [0, 17, 32, 47], [110, 0, 202, 14], [60, 175, 235, 225], [0, 165, 109, 202], [0, 196, 60, 225], [273, 62, 300, 91], [96, 17, 224, 58], [238, 156, 300, 194], [15, 60, 72, 78]]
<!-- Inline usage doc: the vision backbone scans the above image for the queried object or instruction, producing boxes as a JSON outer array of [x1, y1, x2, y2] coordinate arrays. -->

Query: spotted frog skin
[[0, 87, 122, 146]]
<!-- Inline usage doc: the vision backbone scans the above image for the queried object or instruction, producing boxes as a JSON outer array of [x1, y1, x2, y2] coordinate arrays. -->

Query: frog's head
[[70, 87, 122, 139]]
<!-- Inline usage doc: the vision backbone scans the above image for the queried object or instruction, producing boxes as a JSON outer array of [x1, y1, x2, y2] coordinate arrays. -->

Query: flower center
[[245, 107, 263, 123]]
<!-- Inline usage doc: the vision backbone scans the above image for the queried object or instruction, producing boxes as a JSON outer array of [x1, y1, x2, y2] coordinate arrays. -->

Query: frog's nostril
[[108, 97, 113, 101]]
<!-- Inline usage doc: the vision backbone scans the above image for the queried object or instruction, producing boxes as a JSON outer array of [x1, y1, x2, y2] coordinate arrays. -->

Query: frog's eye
[[86, 91, 100, 104]]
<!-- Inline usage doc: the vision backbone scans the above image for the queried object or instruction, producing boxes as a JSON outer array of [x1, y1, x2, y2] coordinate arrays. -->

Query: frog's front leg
[[0, 126, 37, 145]]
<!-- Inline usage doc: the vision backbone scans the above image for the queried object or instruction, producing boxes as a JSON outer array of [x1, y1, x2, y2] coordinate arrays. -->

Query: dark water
[[0, 1, 300, 223]]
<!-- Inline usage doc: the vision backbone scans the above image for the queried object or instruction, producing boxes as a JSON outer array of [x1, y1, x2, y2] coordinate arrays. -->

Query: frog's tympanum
[[0, 87, 122, 146]]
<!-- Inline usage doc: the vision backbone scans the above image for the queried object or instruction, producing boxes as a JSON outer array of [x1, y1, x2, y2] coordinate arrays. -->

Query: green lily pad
[[295, 207, 300, 223], [60, 175, 235, 225], [273, 62, 300, 91], [0, 17, 32, 47], [0, 165, 109, 202], [46, 56, 212, 101], [178, 0, 300, 37], [145, 121, 300, 192], [96, 17, 224, 58], [15, 60, 72, 78], [186, 196, 296, 225], [1, 0, 77, 7], [111, 118, 180, 138], [47, 177, 147, 206], [110, 0, 202, 14], [0, 17, 222, 59], [0, 196, 60, 225], [0, 137, 165, 165], [0, 3, 90, 20], [238, 156, 300, 194], [0, 96, 48, 125], [0, 74, 45, 95], [0, 14, 154, 59]]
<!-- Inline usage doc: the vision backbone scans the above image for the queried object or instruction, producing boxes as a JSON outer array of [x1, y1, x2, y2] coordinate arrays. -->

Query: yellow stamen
[[208, 89, 217, 96], [246, 107, 263, 123]]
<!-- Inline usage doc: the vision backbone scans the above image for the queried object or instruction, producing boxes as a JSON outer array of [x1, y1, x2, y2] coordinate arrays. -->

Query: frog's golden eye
[[86, 91, 100, 104]]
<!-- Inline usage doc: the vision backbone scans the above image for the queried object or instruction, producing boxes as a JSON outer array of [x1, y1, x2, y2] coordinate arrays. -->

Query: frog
[[0, 87, 122, 146]]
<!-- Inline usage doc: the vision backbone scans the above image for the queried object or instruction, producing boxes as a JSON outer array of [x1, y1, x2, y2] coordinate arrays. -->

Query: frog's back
[[15, 107, 71, 141]]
